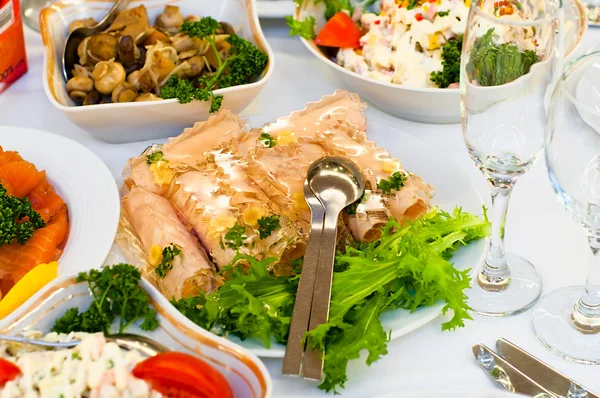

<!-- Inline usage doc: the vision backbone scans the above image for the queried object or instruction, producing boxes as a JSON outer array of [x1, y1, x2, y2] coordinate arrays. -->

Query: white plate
[[108, 120, 487, 358], [0, 126, 120, 277], [0, 274, 272, 398]]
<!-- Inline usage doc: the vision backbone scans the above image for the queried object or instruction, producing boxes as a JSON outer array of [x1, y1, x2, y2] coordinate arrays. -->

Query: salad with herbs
[[288, 0, 541, 88]]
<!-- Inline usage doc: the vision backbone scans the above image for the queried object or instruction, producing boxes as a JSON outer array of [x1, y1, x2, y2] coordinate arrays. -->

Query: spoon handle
[[303, 209, 341, 381], [282, 185, 326, 376], [0, 335, 80, 348]]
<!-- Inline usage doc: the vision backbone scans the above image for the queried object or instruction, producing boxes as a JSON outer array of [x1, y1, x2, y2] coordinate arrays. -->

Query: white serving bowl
[[296, 0, 587, 124], [40, 0, 274, 143]]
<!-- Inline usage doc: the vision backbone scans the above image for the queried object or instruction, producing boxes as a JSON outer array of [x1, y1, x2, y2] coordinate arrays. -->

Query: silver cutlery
[[0, 333, 169, 357], [282, 180, 326, 376], [473, 339, 598, 398], [63, 0, 131, 81], [283, 156, 365, 381]]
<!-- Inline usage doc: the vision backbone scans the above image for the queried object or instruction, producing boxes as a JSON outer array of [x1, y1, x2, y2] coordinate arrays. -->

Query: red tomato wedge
[[315, 12, 362, 48], [132, 352, 233, 398], [0, 358, 21, 387]]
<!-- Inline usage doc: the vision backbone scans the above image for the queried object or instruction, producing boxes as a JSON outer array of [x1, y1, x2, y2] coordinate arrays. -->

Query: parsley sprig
[[259, 132, 276, 148], [0, 184, 45, 246], [52, 264, 159, 335], [224, 224, 247, 250], [161, 18, 269, 113]]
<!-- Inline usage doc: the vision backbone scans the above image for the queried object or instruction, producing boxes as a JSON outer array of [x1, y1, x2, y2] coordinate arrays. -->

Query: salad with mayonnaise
[[288, 0, 546, 89], [0, 333, 159, 398], [0, 331, 234, 398]]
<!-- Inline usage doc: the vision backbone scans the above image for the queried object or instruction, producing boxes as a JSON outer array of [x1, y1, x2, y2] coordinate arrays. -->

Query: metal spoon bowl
[[0, 333, 169, 357], [306, 156, 365, 211], [62, 0, 131, 81]]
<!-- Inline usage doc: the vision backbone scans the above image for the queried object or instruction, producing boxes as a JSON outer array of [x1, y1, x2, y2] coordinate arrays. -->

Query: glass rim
[[470, 0, 563, 27], [560, 51, 600, 115]]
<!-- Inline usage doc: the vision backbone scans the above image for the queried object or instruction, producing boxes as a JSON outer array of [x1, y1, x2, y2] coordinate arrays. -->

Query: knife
[[497, 338, 599, 398], [472, 344, 557, 397]]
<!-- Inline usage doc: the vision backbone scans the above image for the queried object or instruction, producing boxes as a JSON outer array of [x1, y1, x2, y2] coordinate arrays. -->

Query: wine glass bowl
[[460, 0, 562, 317], [533, 52, 600, 363]]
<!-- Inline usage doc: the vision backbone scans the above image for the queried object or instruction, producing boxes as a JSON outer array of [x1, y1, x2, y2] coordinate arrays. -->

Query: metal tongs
[[474, 339, 599, 398], [282, 157, 365, 381]]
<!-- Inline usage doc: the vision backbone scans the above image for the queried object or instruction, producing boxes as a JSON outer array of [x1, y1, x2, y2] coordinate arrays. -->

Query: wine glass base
[[532, 286, 600, 365], [467, 253, 542, 318]]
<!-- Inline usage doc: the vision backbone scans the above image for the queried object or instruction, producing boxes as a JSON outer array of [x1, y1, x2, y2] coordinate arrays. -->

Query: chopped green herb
[[430, 35, 463, 88], [285, 16, 316, 40], [156, 243, 182, 279], [224, 224, 247, 250], [377, 171, 407, 195], [52, 264, 159, 335], [257, 215, 281, 239], [259, 132, 276, 148], [145, 151, 164, 165], [315, 0, 354, 19], [0, 184, 45, 246], [407, 0, 419, 10], [107, 359, 115, 369], [437, 10, 451, 16], [72, 352, 81, 360]]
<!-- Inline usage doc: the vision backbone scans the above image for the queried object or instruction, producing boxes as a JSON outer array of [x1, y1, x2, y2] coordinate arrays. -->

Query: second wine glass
[[460, 0, 562, 316]]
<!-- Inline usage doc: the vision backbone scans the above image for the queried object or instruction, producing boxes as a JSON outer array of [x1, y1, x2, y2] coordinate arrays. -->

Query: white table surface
[[1, 18, 599, 398]]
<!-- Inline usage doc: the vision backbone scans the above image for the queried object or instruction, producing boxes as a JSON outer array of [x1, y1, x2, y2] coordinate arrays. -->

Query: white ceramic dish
[[106, 119, 488, 358], [0, 126, 119, 277], [40, 0, 274, 143], [376, 391, 523, 398], [0, 274, 273, 398], [295, 0, 587, 124]]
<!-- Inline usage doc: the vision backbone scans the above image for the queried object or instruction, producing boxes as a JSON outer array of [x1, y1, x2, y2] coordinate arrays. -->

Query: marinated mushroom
[[83, 90, 101, 106], [92, 61, 126, 95], [87, 33, 118, 63], [155, 6, 184, 35], [117, 35, 138, 66], [135, 93, 161, 101], [216, 21, 235, 35], [77, 37, 91, 66], [144, 29, 171, 46], [69, 17, 95, 34], [66, 76, 94, 102], [180, 55, 205, 79], [111, 82, 139, 102]]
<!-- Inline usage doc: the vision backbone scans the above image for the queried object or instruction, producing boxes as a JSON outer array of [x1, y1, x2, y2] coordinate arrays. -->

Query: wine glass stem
[[479, 183, 513, 290], [572, 235, 600, 332]]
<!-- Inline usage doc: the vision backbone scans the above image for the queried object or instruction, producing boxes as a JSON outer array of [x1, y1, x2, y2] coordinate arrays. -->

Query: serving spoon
[[0, 333, 169, 357], [62, 0, 131, 81], [302, 156, 364, 380]]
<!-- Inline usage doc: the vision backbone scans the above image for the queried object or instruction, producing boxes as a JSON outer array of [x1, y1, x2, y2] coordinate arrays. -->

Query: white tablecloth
[[1, 18, 599, 398]]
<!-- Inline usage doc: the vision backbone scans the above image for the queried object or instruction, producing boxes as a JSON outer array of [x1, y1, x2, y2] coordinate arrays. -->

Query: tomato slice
[[315, 12, 362, 48], [132, 352, 233, 398], [0, 358, 21, 387]]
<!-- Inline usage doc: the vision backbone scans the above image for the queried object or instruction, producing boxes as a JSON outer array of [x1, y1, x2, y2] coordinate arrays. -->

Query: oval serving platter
[[106, 120, 488, 358]]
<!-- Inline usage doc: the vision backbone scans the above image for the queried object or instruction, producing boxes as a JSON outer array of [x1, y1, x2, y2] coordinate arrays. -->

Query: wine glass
[[460, 0, 562, 316], [21, 0, 55, 32], [533, 52, 600, 363]]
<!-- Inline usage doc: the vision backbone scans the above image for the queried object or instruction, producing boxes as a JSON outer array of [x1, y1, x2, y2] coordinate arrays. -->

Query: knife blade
[[497, 338, 600, 398], [472, 344, 557, 398]]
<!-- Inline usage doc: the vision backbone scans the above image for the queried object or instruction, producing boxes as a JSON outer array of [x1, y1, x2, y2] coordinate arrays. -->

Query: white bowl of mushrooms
[[40, 0, 273, 143]]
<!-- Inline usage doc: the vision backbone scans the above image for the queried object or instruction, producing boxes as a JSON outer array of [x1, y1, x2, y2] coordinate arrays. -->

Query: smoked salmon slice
[[0, 151, 23, 166], [0, 161, 46, 198], [0, 207, 69, 294], [27, 180, 66, 223]]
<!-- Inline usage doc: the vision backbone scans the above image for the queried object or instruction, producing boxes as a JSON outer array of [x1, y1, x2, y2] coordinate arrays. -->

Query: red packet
[[0, 0, 28, 94]]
